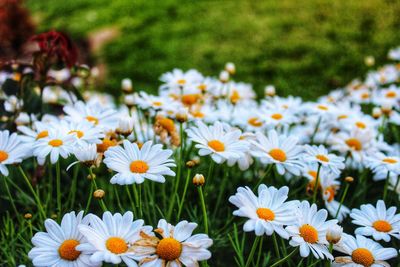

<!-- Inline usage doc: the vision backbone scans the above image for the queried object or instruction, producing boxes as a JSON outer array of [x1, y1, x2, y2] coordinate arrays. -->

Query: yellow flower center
[[97, 138, 117, 153], [159, 117, 175, 133], [192, 110, 205, 118], [346, 138, 362, 151], [385, 91, 396, 98], [271, 113, 283, 120], [299, 224, 319, 244], [351, 248, 374, 267], [308, 170, 317, 178], [0, 150, 9, 162], [248, 117, 262, 127], [48, 139, 63, 147], [208, 140, 225, 152], [153, 101, 163, 107], [317, 105, 328, 111], [361, 92, 370, 99], [324, 186, 335, 202], [68, 130, 84, 139], [156, 237, 182, 261], [338, 115, 348, 120], [130, 160, 149, 173], [269, 148, 286, 162], [86, 116, 99, 125], [230, 90, 240, 104], [198, 84, 207, 91], [181, 94, 200, 106], [355, 122, 366, 129], [256, 208, 275, 221], [58, 239, 81, 261], [316, 154, 329, 162], [36, 130, 49, 139], [106, 237, 128, 254], [177, 79, 186, 85], [382, 158, 397, 164], [372, 220, 392, 232]]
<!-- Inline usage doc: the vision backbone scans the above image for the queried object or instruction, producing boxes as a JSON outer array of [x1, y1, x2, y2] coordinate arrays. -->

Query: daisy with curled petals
[[186, 120, 249, 164], [303, 145, 345, 175], [28, 211, 98, 267], [229, 185, 299, 238], [78, 211, 150, 266], [334, 234, 397, 267], [0, 130, 30, 176], [285, 201, 338, 260], [103, 140, 176, 185], [250, 130, 304, 175], [350, 200, 400, 242], [33, 128, 75, 165], [130, 219, 212, 267]]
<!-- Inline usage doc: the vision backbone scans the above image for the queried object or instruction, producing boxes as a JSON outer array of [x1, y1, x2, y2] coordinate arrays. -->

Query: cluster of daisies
[[1, 45, 400, 266], [29, 211, 212, 267]]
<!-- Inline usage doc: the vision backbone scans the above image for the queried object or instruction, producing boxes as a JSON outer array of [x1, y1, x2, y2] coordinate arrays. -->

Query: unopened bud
[[93, 189, 105, 199], [24, 213, 32, 219], [219, 71, 229, 83], [326, 225, 343, 244], [87, 173, 96, 180], [116, 117, 134, 136], [265, 85, 276, 97], [186, 160, 196, 168], [176, 109, 188, 123], [372, 107, 382, 118], [345, 176, 354, 183], [192, 156, 200, 165], [364, 56, 375, 67], [381, 103, 392, 115], [225, 62, 236, 75], [122, 78, 133, 93], [124, 94, 135, 107], [193, 174, 205, 186]]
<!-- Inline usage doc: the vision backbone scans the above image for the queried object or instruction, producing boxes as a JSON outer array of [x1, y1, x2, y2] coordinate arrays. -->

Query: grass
[[26, 0, 400, 98]]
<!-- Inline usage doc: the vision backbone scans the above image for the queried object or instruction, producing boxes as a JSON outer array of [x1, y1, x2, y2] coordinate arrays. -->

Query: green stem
[[272, 233, 281, 258], [3, 176, 18, 217], [255, 164, 273, 188], [198, 186, 208, 234], [126, 185, 137, 216], [310, 116, 322, 144], [69, 164, 79, 209], [270, 247, 299, 267], [18, 166, 46, 219], [245, 236, 261, 267], [335, 181, 350, 219], [92, 179, 107, 212], [84, 182, 94, 214], [177, 169, 192, 221], [312, 163, 322, 204], [56, 161, 61, 218], [383, 171, 391, 201]]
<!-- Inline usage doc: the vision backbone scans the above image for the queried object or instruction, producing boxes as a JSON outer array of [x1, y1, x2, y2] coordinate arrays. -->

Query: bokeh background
[[7, 0, 400, 98]]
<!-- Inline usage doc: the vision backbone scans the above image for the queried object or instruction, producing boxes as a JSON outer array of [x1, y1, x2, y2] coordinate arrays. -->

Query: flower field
[[0, 31, 400, 266]]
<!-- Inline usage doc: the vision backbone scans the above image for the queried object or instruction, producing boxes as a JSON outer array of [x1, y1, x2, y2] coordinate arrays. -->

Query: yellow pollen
[[106, 237, 128, 254], [372, 220, 392, 232], [48, 139, 63, 147], [208, 140, 225, 152], [0, 150, 9, 162], [316, 154, 329, 162], [230, 90, 240, 104], [159, 117, 175, 133], [338, 115, 348, 120], [346, 138, 362, 151], [317, 105, 328, 111], [256, 208, 275, 221], [130, 160, 149, 173], [181, 94, 199, 106], [153, 101, 163, 107], [248, 117, 262, 127], [269, 148, 286, 162], [382, 158, 397, 164], [385, 91, 396, 98], [86, 116, 99, 125], [97, 138, 117, 153], [177, 79, 186, 85], [36, 130, 48, 139], [355, 122, 366, 129], [361, 92, 370, 99], [299, 224, 319, 244], [58, 239, 81, 261], [351, 248, 374, 267], [68, 130, 84, 138], [156, 237, 182, 261], [271, 113, 283, 120]]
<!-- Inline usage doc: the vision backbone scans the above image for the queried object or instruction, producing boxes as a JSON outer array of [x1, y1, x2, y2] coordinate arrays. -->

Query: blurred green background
[[27, 0, 400, 99]]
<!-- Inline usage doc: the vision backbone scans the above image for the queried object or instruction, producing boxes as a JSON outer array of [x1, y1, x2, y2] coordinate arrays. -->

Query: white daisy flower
[[186, 120, 249, 164], [17, 121, 53, 143], [159, 68, 204, 93], [366, 152, 400, 176], [103, 140, 176, 185], [334, 234, 397, 266], [229, 185, 299, 238], [130, 219, 212, 267], [250, 130, 304, 175], [60, 120, 104, 146], [303, 145, 345, 175], [67, 144, 100, 171], [286, 201, 338, 260], [0, 130, 30, 176], [350, 200, 400, 242], [78, 211, 149, 266], [33, 128, 75, 165], [28, 211, 98, 267]]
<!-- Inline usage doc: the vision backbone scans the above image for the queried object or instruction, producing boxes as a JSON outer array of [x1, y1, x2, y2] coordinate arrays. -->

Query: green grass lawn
[[27, 0, 400, 98]]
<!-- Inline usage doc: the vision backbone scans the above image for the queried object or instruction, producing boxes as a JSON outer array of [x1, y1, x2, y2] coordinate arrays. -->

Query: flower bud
[[117, 117, 134, 136], [265, 85, 276, 97], [219, 70, 229, 83], [51, 214, 58, 219], [122, 78, 133, 93], [326, 225, 343, 244], [186, 160, 196, 168], [124, 94, 135, 107], [372, 107, 382, 119], [225, 62, 236, 75], [176, 108, 188, 123], [93, 189, 105, 199], [381, 103, 392, 115], [24, 213, 32, 219], [193, 174, 205, 186], [364, 56, 375, 67], [345, 176, 354, 183]]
